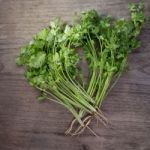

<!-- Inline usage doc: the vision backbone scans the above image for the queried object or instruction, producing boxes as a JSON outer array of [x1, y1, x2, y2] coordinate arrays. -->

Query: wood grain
[[0, 0, 150, 150]]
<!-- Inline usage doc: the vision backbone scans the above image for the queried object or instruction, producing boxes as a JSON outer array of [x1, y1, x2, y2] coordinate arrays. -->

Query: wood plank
[[0, 0, 150, 150]]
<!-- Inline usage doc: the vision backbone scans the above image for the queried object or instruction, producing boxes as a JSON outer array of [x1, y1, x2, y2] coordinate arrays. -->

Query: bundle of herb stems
[[16, 3, 145, 135]]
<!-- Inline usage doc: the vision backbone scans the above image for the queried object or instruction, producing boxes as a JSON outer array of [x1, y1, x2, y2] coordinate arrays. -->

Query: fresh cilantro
[[16, 3, 145, 135]]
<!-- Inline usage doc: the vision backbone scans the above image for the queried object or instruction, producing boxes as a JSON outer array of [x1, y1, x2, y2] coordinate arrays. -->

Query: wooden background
[[0, 0, 150, 150]]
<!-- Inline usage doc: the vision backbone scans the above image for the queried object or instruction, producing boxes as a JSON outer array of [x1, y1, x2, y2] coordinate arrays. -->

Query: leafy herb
[[16, 3, 145, 135]]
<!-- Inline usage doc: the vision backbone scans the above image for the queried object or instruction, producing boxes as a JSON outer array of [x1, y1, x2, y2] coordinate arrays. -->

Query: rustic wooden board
[[0, 0, 150, 150]]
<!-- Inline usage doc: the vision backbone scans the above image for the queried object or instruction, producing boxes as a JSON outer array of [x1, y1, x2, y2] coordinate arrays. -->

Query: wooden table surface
[[0, 0, 150, 150]]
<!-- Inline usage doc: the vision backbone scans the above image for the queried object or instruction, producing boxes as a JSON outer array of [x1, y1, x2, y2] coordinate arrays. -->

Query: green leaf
[[36, 28, 49, 40], [16, 57, 22, 65], [28, 51, 46, 68]]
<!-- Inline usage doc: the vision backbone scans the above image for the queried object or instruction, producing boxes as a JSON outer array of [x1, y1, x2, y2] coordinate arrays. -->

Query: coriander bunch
[[16, 2, 145, 136]]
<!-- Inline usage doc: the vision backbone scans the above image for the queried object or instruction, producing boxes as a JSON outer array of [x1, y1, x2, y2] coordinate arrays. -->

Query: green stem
[[95, 73, 113, 107], [61, 70, 95, 104], [87, 69, 96, 95], [56, 82, 93, 113], [36, 86, 84, 126]]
